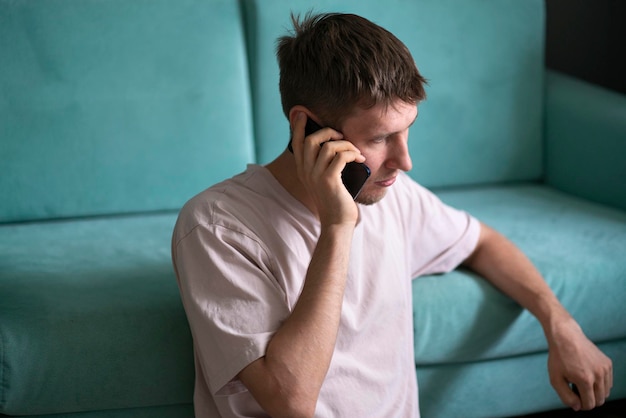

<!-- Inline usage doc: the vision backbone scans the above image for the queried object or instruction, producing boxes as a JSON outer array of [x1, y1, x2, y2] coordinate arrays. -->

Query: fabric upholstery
[[545, 71, 626, 211], [0, 214, 194, 415], [416, 339, 626, 417], [0, 0, 254, 223], [1, 404, 194, 418]]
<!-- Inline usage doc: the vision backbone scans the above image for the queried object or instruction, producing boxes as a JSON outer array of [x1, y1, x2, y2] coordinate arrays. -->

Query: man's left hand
[[546, 318, 613, 411]]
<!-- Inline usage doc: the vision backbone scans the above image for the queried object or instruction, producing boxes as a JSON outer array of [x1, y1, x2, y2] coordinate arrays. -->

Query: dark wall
[[545, 0, 626, 95]]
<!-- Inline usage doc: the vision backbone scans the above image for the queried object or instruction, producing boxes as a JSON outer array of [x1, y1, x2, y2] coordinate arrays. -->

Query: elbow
[[276, 399, 316, 418], [262, 384, 318, 418], [258, 397, 316, 418], [247, 373, 318, 418], [239, 357, 321, 417]]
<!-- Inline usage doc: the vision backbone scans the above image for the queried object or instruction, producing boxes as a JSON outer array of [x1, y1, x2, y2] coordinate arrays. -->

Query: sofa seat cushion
[[0, 213, 193, 415], [412, 184, 626, 365]]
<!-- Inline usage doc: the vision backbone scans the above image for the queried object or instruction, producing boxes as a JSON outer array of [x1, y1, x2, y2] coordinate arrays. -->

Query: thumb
[[553, 379, 581, 411]]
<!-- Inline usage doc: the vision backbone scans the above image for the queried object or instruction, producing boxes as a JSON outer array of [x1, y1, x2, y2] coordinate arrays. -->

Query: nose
[[385, 137, 413, 172]]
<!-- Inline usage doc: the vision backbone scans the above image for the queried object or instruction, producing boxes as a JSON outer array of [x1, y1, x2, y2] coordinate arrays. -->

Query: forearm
[[463, 223, 613, 411], [239, 223, 354, 417], [462, 223, 571, 332]]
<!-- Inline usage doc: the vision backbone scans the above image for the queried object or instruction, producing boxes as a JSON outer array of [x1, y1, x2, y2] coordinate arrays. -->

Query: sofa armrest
[[544, 70, 626, 211]]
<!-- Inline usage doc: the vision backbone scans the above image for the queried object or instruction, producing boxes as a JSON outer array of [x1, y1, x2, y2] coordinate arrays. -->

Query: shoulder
[[172, 164, 309, 249], [172, 167, 264, 243], [173, 179, 234, 237]]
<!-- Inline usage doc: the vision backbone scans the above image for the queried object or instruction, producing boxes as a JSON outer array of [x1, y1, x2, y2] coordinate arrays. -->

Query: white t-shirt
[[172, 164, 480, 417]]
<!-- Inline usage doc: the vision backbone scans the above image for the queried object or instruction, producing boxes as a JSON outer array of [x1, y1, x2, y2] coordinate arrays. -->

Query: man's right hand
[[290, 111, 365, 226]]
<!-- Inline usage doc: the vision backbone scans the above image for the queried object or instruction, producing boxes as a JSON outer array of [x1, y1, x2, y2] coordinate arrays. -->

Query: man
[[172, 12, 612, 417]]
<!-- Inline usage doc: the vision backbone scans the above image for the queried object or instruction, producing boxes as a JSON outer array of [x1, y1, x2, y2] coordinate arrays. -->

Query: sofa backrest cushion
[[0, 0, 254, 223], [243, 0, 545, 188]]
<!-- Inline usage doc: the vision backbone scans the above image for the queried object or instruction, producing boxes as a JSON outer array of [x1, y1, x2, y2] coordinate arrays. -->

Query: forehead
[[341, 100, 418, 137]]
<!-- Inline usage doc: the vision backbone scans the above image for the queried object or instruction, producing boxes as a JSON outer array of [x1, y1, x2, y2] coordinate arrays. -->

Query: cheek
[[362, 152, 386, 177]]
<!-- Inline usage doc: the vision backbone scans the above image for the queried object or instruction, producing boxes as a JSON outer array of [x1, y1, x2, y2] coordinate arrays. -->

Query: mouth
[[374, 176, 397, 188]]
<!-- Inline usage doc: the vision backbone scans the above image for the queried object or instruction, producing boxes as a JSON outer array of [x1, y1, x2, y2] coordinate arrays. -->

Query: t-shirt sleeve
[[404, 179, 481, 277], [172, 222, 290, 395]]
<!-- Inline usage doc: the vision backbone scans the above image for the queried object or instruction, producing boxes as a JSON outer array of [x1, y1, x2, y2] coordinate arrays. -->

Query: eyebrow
[[384, 112, 419, 138], [362, 109, 419, 142]]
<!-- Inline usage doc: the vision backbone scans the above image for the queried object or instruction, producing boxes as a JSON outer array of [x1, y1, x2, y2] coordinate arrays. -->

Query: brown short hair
[[276, 12, 427, 127]]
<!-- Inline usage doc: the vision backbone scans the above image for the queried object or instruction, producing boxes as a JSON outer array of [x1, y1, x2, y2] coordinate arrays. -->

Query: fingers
[[594, 381, 606, 408], [552, 379, 603, 412], [546, 319, 614, 412], [562, 364, 613, 411], [552, 378, 581, 411], [292, 113, 343, 167], [314, 141, 365, 179], [574, 380, 603, 410], [291, 112, 308, 169], [578, 379, 596, 410], [582, 355, 613, 410], [291, 112, 364, 191], [606, 357, 614, 396]]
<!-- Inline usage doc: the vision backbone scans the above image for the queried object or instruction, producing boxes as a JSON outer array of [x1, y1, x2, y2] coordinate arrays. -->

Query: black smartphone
[[288, 118, 371, 200]]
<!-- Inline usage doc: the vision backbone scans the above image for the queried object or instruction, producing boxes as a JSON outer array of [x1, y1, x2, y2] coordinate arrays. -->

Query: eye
[[371, 136, 387, 145]]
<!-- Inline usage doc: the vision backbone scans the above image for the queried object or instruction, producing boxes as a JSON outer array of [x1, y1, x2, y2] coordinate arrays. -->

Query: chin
[[355, 188, 387, 205]]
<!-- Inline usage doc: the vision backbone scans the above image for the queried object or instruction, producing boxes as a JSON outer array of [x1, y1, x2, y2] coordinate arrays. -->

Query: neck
[[265, 151, 319, 218]]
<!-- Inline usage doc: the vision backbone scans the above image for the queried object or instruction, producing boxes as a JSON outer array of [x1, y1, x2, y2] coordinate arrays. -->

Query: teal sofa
[[1, 1, 625, 417]]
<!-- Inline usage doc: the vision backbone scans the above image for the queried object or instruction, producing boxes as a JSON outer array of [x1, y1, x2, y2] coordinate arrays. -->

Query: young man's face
[[338, 100, 418, 205]]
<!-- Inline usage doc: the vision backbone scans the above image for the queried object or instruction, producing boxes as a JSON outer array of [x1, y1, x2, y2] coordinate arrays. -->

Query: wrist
[[542, 310, 581, 347], [318, 206, 360, 229], [319, 221, 357, 243]]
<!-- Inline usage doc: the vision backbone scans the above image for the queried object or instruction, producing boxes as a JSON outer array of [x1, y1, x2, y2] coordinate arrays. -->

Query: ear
[[288, 105, 318, 132]]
